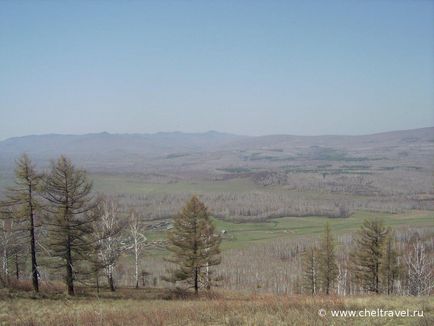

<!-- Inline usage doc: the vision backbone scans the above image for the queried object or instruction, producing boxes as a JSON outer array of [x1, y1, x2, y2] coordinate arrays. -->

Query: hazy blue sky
[[0, 0, 433, 139]]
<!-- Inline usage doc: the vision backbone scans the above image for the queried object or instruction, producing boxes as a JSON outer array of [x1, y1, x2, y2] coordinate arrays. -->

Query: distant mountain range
[[0, 130, 244, 158], [0, 127, 433, 173], [0, 131, 247, 172]]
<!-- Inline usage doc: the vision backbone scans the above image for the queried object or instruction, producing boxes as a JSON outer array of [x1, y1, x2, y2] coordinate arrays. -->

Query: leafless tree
[[128, 210, 147, 288], [406, 238, 433, 296], [92, 197, 126, 292]]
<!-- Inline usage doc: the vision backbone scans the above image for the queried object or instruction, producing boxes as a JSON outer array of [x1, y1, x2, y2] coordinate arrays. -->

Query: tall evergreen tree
[[318, 222, 338, 295], [302, 246, 319, 295], [42, 156, 97, 295], [165, 196, 221, 294], [380, 230, 399, 294], [351, 219, 388, 293], [0, 154, 42, 292]]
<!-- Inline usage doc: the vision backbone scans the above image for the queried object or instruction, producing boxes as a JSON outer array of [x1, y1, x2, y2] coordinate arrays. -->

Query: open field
[[1, 288, 433, 326], [145, 210, 434, 251]]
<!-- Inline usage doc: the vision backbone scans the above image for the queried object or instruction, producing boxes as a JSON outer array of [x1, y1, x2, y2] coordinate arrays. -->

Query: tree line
[[0, 154, 221, 295], [301, 219, 433, 296]]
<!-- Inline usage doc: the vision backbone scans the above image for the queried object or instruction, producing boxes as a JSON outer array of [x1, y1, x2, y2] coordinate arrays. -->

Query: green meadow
[[147, 210, 434, 250]]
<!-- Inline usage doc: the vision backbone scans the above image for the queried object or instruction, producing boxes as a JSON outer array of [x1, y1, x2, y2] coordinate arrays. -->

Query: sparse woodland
[[1, 0, 433, 323], [0, 154, 433, 300]]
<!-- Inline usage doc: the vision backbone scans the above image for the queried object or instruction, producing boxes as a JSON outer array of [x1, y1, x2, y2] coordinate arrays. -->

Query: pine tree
[[0, 154, 42, 292], [351, 219, 388, 293], [302, 246, 319, 295], [318, 222, 338, 295], [42, 156, 97, 295], [165, 196, 221, 294], [380, 230, 399, 294]]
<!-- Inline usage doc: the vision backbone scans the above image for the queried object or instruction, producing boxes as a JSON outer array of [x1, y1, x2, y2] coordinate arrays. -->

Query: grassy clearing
[[147, 210, 434, 250], [1, 288, 433, 325], [216, 210, 434, 249]]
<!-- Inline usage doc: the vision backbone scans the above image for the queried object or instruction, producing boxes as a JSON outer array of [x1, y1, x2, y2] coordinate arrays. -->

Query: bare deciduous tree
[[406, 238, 433, 296], [128, 210, 147, 289], [91, 197, 126, 292], [0, 213, 25, 285], [302, 246, 319, 295]]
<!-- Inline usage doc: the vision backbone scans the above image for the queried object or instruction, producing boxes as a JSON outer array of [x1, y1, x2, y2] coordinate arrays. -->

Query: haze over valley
[[1, 127, 433, 221]]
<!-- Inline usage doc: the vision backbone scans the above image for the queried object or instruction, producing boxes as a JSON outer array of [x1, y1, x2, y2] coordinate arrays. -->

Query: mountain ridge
[[0, 127, 432, 173], [3, 126, 434, 142]]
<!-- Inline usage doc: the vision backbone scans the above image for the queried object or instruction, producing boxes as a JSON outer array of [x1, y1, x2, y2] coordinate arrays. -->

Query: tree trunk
[[29, 206, 39, 292], [3, 245, 8, 286], [193, 218, 199, 295], [108, 274, 115, 292], [134, 241, 139, 289], [15, 253, 19, 280], [206, 263, 210, 290], [96, 272, 100, 294], [375, 261, 379, 294], [107, 265, 115, 292], [194, 267, 199, 295], [66, 235, 74, 296]]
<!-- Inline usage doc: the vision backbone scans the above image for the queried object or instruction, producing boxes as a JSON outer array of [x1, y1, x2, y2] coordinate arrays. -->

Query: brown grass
[[1, 287, 433, 325]]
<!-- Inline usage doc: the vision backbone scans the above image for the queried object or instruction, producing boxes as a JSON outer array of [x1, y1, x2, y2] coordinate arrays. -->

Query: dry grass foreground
[[1, 286, 433, 326]]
